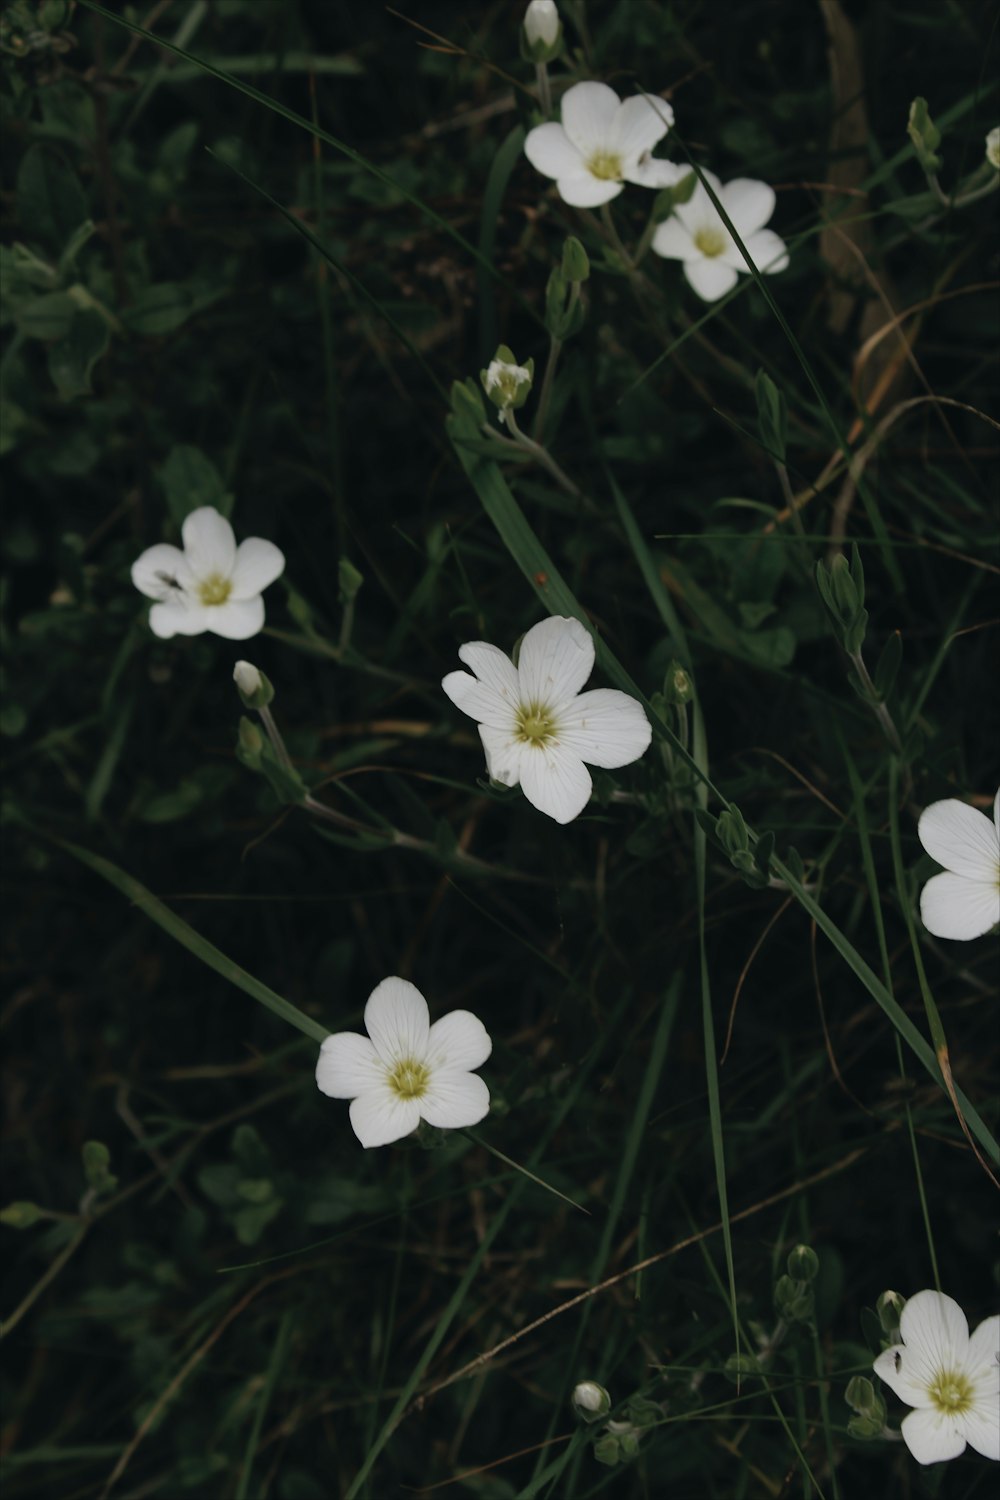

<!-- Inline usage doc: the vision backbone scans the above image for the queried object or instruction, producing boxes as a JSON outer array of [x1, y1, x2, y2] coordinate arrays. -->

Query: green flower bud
[[907, 96, 942, 174], [593, 1433, 620, 1466], [82, 1140, 118, 1195], [724, 1352, 762, 1383], [786, 1244, 820, 1283], [233, 660, 274, 710], [847, 1412, 885, 1440], [716, 806, 750, 859], [876, 1289, 905, 1338], [561, 235, 590, 282], [0, 1201, 44, 1229], [845, 1375, 886, 1421], [774, 1273, 814, 1323], [572, 1380, 611, 1422], [236, 716, 265, 771]]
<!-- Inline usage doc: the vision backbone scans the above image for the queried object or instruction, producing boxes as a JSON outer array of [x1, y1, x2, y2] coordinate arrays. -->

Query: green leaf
[[156, 443, 230, 522], [14, 291, 77, 340], [122, 282, 212, 336], [17, 145, 89, 252], [0, 1201, 44, 1229], [47, 308, 110, 398], [754, 368, 787, 463]]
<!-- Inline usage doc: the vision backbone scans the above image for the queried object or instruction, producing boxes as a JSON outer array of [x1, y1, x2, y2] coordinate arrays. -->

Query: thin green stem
[[847, 651, 903, 754], [534, 60, 551, 116]]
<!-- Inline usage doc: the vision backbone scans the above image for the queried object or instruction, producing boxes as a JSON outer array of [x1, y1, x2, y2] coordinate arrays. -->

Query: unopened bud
[[845, 1375, 877, 1415], [338, 558, 364, 606], [724, 1352, 762, 1383], [233, 660, 274, 710], [523, 0, 561, 60], [561, 235, 590, 283], [572, 1380, 611, 1422], [985, 126, 1000, 170], [236, 716, 265, 770], [786, 1245, 819, 1283], [907, 96, 942, 174], [774, 1273, 814, 1324], [876, 1289, 905, 1336]]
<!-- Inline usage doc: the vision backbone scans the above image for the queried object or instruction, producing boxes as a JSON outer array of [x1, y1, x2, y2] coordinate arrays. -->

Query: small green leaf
[[17, 145, 89, 252], [1, 1201, 44, 1229], [48, 308, 110, 398], [156, 443, 230, 523]]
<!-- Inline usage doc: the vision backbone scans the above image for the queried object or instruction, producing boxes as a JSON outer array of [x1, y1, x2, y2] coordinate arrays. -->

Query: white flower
[[873, 1290, 999, 1465], [651, 169, 789, 302], [315, 977, 491, 1149], [442, 615, 652, 824], [986, 127, 1000, 170], [523, 80, 675, 208], [484, 357, 532, 408], [524, 0, 559, 49], [917, 790, 999, 941], [131, 506, 284, 640]]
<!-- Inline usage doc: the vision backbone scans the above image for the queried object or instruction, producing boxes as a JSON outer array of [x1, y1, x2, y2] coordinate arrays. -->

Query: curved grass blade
[[48, 835, 329, 1045]]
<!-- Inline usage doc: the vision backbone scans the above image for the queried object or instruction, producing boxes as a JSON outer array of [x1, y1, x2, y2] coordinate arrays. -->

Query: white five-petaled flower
[[986, 127, 1000, 170], [873, 1290, 999, 1465], [917, 790, 1000, 940], [131, 506, 285, 640], [315, 978, 492, 1149], [523, 80, 675, 207], [442, 615, 652, 824], [651, 169, 789, 302]]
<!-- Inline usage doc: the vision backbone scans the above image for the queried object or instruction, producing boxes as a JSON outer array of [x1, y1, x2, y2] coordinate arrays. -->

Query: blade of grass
[[47, 835, 329, 1045]]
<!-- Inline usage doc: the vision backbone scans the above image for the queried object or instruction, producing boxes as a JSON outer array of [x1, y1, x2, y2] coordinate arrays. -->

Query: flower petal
[[963, 1399, 1000, 1461], [873, 1343, 926, 1408], [181, 507, 236, 577], [131, 543, 192, 601], [560, 80, 621, 155], [315, 1032, 383, 1099], [477, 723, 526, 788], [364, 976, 431, 1066], [203, 597, 266, 640], [612, 93, 673, 165], [229, 537, 285, 599], [899, 1290, 971, 1384], [918, 797, 999, 879], [966, 1314, 1000, 1392], [349, 1088, 421, 1148], [442, 670, 518, 730], [418, 1069, 490, 1130], [523, 122, 584, 181], [900, 1407, 967, 1465], [650, 216, 696, 261], [718, 177, 776, 235], [556, 688, 652, 768], [722, 227, 789, 275], [684, 257, 739, 302], [674, 169, 723, 230], [920, 871, 1000, 941], [627, 156, 688, 190], [556, 174, 623, 208], [427, 1010, 492, 1072], [148, 601, 213, 638], [516, 615, 594, 708], [457, 642, 520, 707], [518, 741, 592, 823]]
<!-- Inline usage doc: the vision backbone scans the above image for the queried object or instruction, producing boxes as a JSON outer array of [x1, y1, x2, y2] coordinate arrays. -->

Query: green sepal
[[561, 235, 590, 282], [787, 1244, 819, 1282], [593, 1433, 620, 1466]]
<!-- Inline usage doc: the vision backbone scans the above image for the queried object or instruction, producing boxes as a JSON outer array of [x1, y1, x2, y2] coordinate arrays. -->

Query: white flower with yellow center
[[523, 80, 675, 208], [442, 615, 652, 824], [315, 978, 491, 1148], [917, 790, 1000, 940], [873, 1290, 999, 1465], [131, 506, 285, 640], [651, 168, 788, 302]]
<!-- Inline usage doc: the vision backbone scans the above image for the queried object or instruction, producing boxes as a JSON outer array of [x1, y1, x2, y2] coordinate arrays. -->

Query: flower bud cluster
[[845, 1374, 888, 1440], [815, 545, 868, 658], [774, 1243, 820, 1326]]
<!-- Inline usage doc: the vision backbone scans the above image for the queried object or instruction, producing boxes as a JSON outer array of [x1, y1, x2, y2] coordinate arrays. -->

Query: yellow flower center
[[388, 1058, 430, 1100], [928, 1369, 974, 1414], [197, 572, 232, 606], [694, 226, 728, 258], [587, 149, 623, 182], [516, 702, 557, 747]]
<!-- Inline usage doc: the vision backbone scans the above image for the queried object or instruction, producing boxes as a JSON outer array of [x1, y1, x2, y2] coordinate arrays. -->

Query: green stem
[[534, 60, 552, 116], [848, 651, 903, 755]]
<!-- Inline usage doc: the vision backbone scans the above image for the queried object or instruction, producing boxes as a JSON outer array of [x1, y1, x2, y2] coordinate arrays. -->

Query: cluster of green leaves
[[2, 2, 998, 1498]]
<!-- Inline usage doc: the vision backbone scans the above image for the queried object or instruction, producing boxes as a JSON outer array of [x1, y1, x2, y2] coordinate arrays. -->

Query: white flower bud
[[524, 0, 560, 50], [233, 660, 274, 710], [484, 358, 531, 407], [572, 1380, 611, 1421], [234, 661, 262, 696], [986, 127, 1000, 170]]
